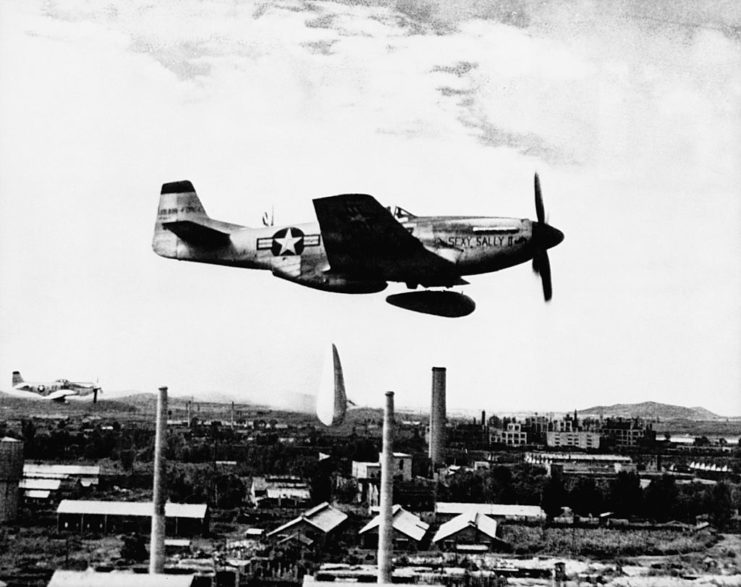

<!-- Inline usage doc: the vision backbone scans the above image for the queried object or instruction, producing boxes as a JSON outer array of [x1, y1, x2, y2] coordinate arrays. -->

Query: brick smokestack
[[428, 367, 446, 467], [150, 386, 168, 574], [378, 391, 395, 584]]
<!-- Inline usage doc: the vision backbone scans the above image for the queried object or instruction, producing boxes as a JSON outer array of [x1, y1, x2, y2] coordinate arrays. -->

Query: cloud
[[0, 0, 739, 414]]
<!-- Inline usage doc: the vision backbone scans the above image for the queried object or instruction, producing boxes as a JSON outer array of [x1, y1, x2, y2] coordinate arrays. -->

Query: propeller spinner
[[531, 173, 564, 301]]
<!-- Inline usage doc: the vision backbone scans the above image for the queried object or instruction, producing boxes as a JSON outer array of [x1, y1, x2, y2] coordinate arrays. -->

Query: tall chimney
[[231, 401, 235, 427], [428, 367, 446, 467], [150, 386, 168, 574], [481, 410, 486, 427], [378, 391, 395, 584]]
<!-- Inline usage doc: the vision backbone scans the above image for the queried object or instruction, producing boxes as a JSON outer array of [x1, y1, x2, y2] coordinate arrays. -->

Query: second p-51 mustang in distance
[[7, 371, 102, 402], [152, 175, 564, 317]]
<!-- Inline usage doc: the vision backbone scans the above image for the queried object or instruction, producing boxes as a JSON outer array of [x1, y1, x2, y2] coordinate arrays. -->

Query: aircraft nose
[[545, 224, 564, 248], [534, 222, 564, 250]]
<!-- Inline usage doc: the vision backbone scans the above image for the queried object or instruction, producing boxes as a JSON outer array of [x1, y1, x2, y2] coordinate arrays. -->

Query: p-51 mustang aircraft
[[152, 175, 563, 317], [7, 371, 102, 402]]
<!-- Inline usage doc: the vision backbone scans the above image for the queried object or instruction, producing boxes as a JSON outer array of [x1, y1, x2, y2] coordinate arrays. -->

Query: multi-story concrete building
[[601, 418, 655, 447], [490, 422, 527, 446], [546, 431, 602, 450]]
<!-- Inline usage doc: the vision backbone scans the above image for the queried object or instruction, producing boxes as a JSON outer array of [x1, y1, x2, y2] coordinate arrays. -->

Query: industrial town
[[1, 367, 740, 587]]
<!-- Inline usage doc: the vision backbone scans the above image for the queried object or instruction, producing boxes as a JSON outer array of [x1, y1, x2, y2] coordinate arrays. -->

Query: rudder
[[153, 180, 210, 258], [12, 371, 23, 386]]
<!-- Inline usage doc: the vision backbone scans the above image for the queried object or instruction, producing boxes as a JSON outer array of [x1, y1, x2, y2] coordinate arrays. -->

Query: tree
[[120, 534, 147, 562], [485, 466, 515, 503], [447, 471, 486, 502], [570, 477, 603, 517], [710, 482, 733, 531], [310, 461, 332, 505], [541, 473, 565, 520], [643, 475, 678, 522], [608, 472, 642, 518], [120, 449, 135, 472]]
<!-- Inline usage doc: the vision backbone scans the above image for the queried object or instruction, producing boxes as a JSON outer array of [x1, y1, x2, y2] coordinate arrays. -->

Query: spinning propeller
[[531, 173, 564, 302]]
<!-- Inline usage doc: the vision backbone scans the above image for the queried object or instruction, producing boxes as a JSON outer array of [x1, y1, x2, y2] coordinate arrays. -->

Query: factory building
[[266, 502, 348, 546], [48, 570, 194, 587], [17, 463, 100, 504], [250, 475, 312, 508], [432, 512, 508, 552], [56, 500, 208, 536], [0, 437, 24, 523], [435, 502, 546, 523], [47, 570, 196, 586], [359, 505, 429, 551], [352, 453, 411, 482], [23, 463, 100, 488], [19, 477, 62, 504], [525, 452, 635, 477], [350, 452, 413, 507], [351, 461, 380, 480]]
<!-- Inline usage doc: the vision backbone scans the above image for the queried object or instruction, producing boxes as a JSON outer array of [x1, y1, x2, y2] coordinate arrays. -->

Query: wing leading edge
[[313, 194, 463, 287]]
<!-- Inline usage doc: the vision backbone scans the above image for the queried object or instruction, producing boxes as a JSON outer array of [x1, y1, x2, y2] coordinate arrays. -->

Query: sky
[[0, 0, 739, 416]]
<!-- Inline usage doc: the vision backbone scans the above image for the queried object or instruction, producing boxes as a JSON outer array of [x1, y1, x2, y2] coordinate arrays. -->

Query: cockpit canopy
[[387, 205, 416, 222]]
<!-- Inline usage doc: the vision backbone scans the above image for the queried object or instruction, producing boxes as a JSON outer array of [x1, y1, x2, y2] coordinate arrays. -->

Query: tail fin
[[12, 371, 23, 386], [153, 180, 232, 258]]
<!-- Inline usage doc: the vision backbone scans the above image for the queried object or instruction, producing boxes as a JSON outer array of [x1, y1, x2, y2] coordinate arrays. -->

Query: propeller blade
[[538, 251, 553, 301], [534, 173, 545, 224]]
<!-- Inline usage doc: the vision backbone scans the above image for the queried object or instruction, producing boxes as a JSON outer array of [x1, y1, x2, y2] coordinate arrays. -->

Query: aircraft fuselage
[[159, 216, 542, 284], [152, 179, 564, 302]]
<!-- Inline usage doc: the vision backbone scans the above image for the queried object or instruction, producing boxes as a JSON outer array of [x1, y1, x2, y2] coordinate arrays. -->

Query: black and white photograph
[[0, 1, 740, 585]]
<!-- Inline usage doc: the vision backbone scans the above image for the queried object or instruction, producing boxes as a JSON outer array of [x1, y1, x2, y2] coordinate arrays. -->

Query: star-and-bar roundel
[[256, 227, 321, 256]]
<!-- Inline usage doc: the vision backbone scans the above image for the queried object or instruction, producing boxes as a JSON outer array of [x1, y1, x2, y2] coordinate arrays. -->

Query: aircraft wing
[[313, 194, 462, 286], [46, 389, 77, 402]]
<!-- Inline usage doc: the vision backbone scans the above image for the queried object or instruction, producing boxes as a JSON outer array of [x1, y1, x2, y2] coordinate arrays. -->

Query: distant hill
[[110, 390, 318, 416], [578, 401, 724, 420]]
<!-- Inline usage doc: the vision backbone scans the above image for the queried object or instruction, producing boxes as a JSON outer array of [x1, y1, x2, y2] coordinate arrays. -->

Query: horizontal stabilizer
[[162, 220, 231, 248]]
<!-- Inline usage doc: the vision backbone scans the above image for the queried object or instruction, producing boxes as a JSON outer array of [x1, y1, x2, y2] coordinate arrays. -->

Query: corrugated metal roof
[[435, 502, 545, 519], [433, 512, 500, 543], [56, 500, 207, 519], [359, 505, 429, 542], [25, 464, 100, 476], [266, 487, 311, 499], [267, 502, 347, 537], [19, 478, 62, 491], [48, 570, 194, 587]]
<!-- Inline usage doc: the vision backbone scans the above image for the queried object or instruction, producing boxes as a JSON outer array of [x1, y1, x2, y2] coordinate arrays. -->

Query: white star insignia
[[275, 228, 302, 255]]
